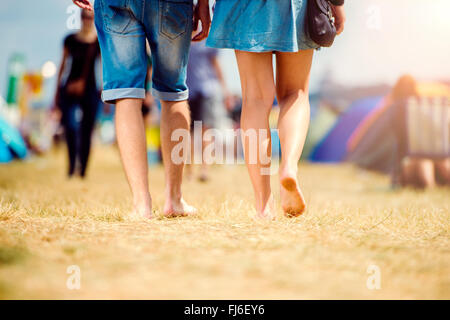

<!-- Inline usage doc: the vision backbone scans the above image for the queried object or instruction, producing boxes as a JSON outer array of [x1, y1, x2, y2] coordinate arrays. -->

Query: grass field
[[0, 145, 448, 299]]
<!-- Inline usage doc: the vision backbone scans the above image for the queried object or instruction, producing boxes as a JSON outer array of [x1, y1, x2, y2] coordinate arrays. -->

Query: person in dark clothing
[[54, 9, 101, 178]]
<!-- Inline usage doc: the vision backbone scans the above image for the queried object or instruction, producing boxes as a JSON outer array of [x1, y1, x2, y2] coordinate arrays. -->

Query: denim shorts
[[94, 0, 193, 103]]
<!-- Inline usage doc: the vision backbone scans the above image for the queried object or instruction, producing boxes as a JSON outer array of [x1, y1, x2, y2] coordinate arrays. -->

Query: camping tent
[[302, 104, 338, 160], [347, 82, 450, 172], [0, 138, 13, 163], [309, 96, 383, 162], [346, 101, 397, 173], [0, 116, 28, 162]]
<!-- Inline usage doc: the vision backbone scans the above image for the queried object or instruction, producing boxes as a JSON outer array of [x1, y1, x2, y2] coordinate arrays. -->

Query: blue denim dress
[[206, 0, 318, 52]]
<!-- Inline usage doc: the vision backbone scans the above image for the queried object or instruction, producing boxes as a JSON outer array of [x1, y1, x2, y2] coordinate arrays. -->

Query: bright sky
[[0, 0, 449, 99]]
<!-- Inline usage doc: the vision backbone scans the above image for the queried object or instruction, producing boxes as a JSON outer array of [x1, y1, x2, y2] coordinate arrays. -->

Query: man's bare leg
[[160, 100, 197, 217], [115, 98, 152, 219]]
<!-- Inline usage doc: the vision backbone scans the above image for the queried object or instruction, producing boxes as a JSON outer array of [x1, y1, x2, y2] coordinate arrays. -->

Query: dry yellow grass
[[0, 145, 449, 299]]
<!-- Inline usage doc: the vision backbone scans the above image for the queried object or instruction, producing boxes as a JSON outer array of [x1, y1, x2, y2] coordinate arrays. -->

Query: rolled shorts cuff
[[101, 88, 146, 104], [151, 88, 189, 102]]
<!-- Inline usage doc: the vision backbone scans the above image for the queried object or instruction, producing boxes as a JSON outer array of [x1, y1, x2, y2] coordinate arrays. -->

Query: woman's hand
[[50, 92, 62, 121], [73, 0, 93, 11], [66, 79, 86, 97], [332, 5, 346, 35], [53, 91, 60, 113], [192, 0, 211, 41], [50, 107, 62, 122]]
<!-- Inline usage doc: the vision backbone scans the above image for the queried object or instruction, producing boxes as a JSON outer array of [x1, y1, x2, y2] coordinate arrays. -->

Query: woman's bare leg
[[402, 158, 436, 188], [435, 158, 450, 186], [199, 125, 212, 182], [235, 51, 276, 218], [416, 159, 436, 188], [275, 50, 314, 216]]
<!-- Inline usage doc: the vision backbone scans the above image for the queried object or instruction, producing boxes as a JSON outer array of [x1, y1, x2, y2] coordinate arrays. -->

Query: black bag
[[306, 0, 337, 47]]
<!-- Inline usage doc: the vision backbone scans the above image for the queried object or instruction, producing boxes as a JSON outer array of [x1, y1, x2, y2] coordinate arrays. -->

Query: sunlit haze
[[0, 0, 449, 97]]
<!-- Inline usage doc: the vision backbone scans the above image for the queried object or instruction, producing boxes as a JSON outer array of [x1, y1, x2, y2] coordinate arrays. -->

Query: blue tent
[[0, 138, 13, 163], [309, 96, 383, 162], [0, 116, 27, 160]]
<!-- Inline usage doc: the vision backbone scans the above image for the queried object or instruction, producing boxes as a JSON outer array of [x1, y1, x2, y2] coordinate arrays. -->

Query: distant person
[[186, 40, 232, 182], [390, 76, 450, 188], [54, 9, 100, 178], [207, 1, 346, 218]]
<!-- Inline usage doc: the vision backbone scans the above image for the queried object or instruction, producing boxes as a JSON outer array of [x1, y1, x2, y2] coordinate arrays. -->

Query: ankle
[[133, 192, 152, 208], [280, 163, 298, 176], [255, 192, 273, 211], [165, 188, 182, 204]]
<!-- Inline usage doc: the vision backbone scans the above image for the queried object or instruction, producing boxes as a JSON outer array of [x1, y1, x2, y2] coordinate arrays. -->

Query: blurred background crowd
[[0, 0, 449, 188]]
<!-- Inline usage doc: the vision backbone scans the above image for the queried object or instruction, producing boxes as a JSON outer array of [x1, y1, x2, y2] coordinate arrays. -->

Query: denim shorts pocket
[[159, 0, 193, 40], [100, 0, 134, 35]]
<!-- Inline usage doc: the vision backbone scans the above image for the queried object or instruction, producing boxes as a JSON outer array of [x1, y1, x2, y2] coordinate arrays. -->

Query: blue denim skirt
[[206, 0, 319, 52]]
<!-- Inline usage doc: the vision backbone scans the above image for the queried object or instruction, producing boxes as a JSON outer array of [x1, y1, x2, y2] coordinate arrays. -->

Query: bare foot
[[130, 203, 153, 220], [280, 171, 306, 217], [255, 194, 277, 220], [163, 198, 197, 218]]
